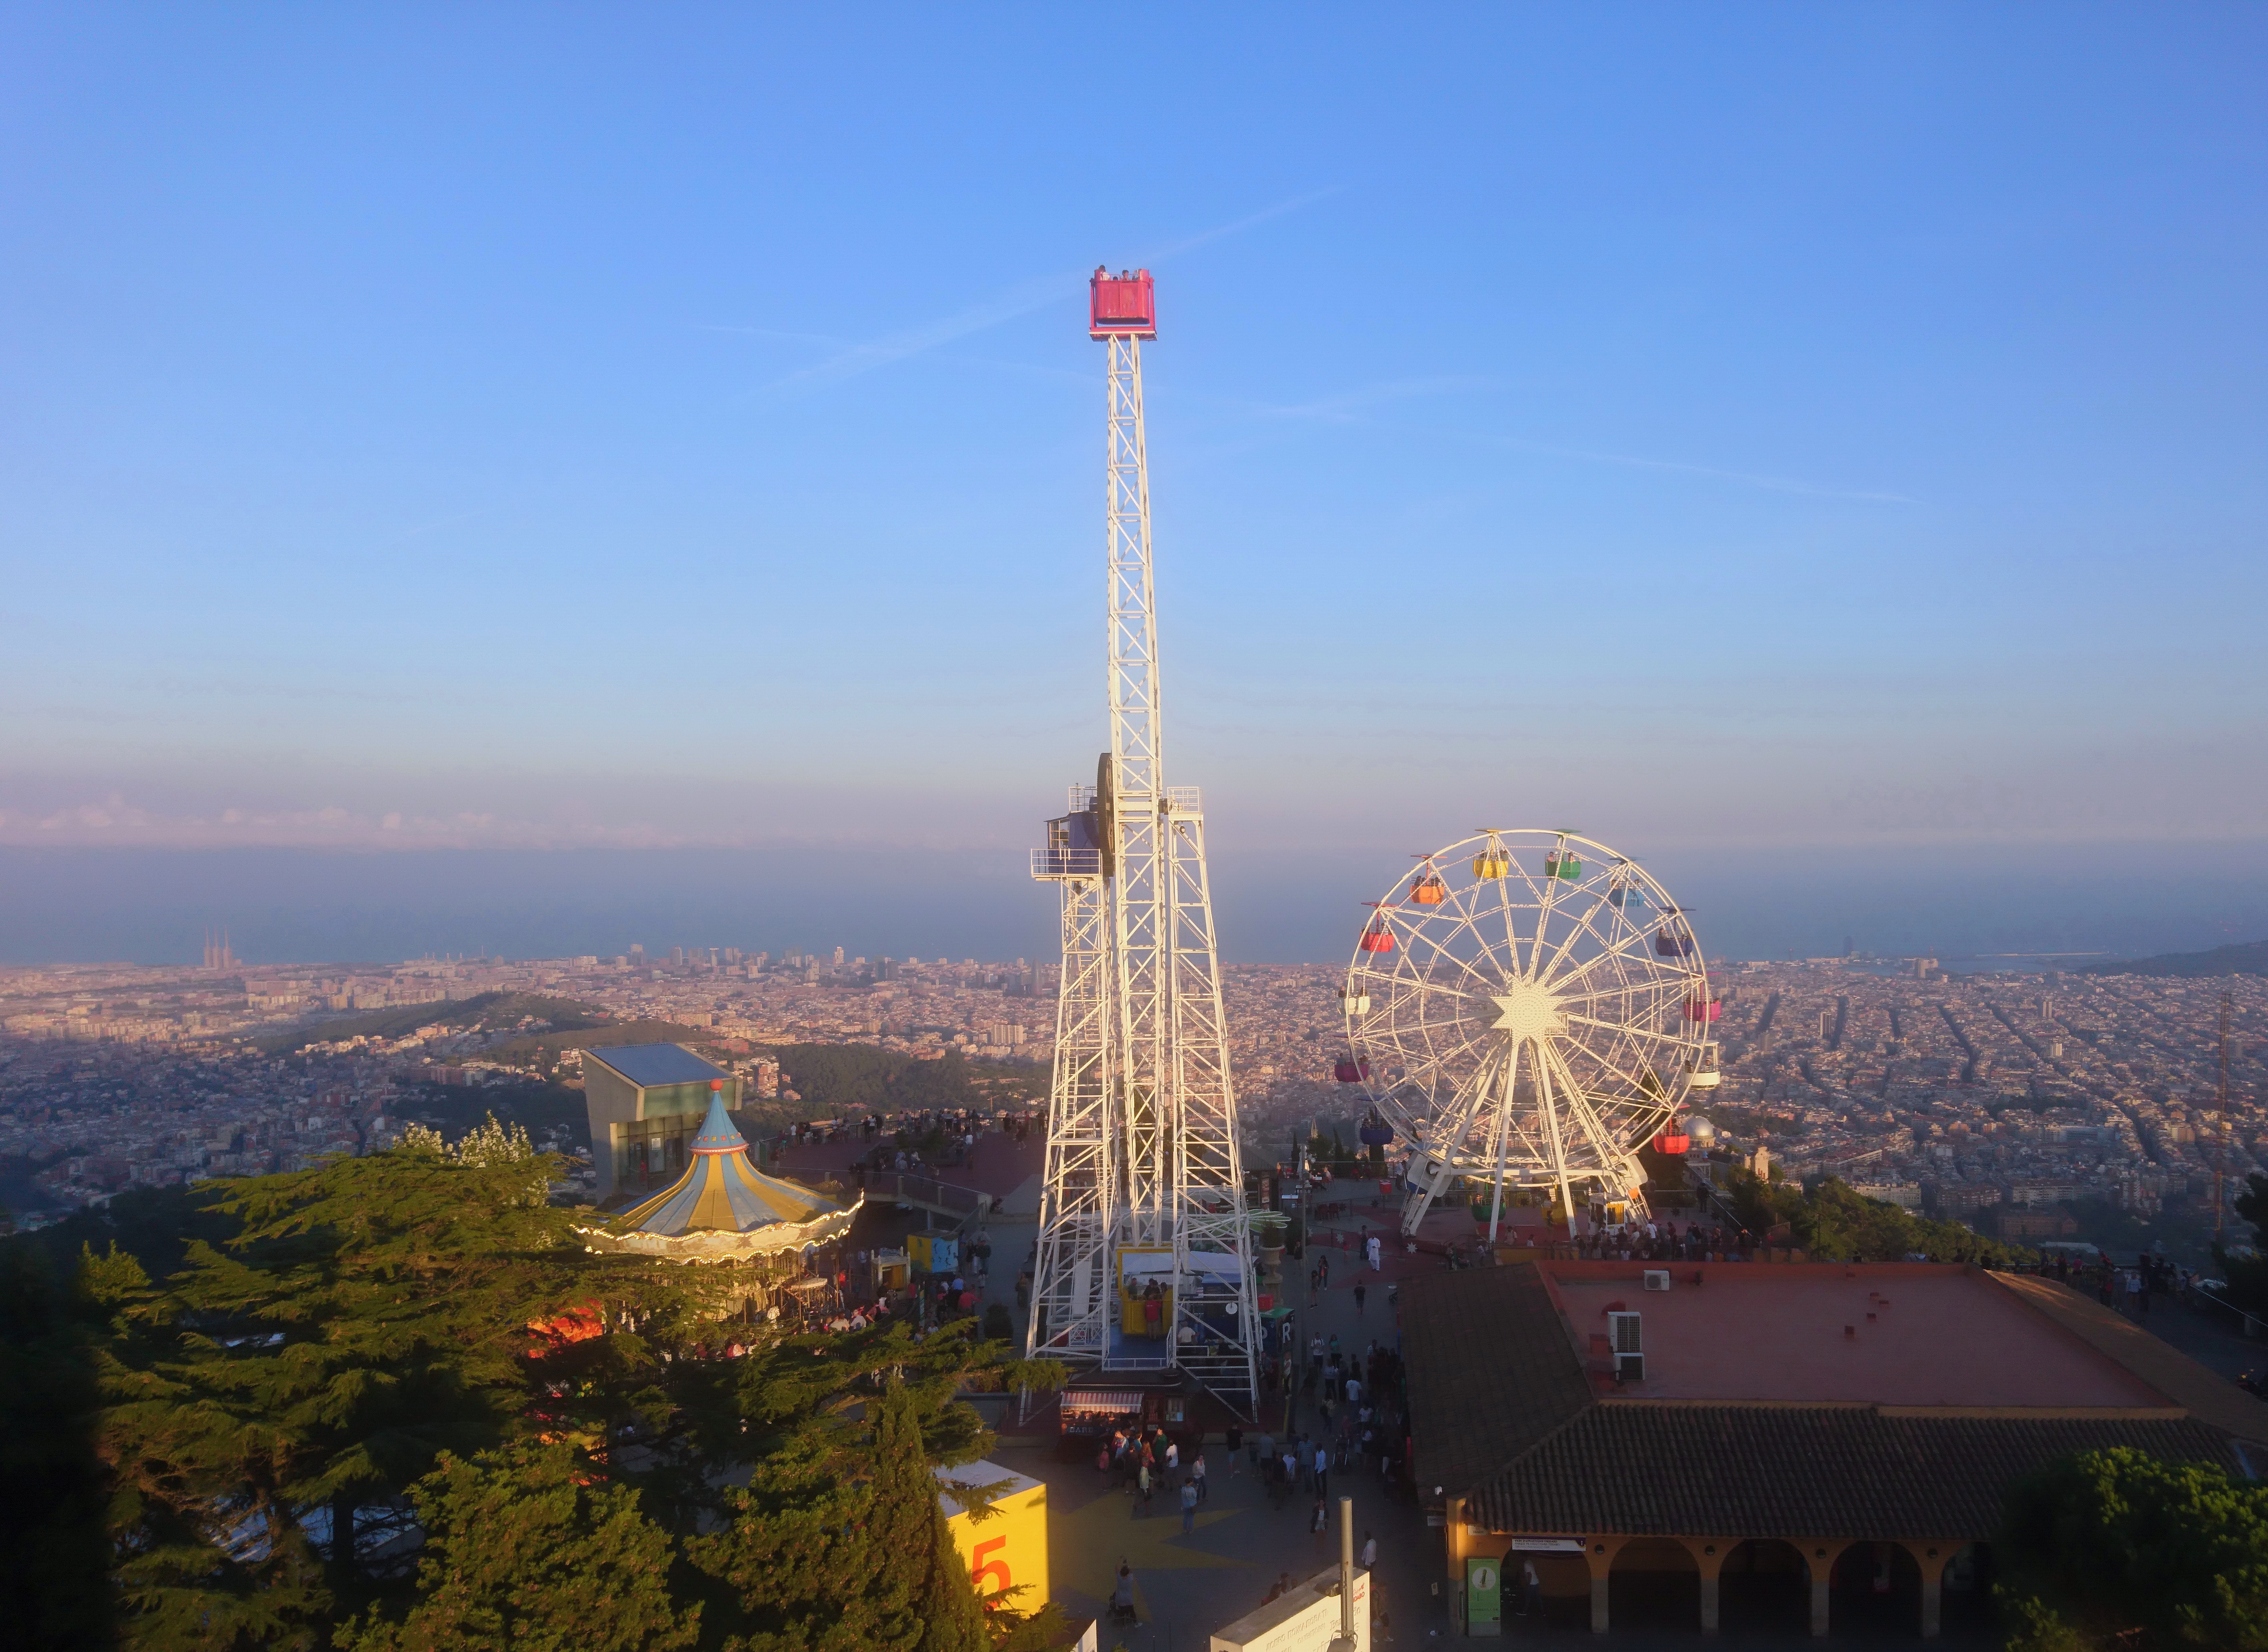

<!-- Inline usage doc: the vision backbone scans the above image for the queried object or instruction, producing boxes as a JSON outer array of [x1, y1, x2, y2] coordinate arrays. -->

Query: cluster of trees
[[259, 991, 609, 1056], [0, 1131, 1060, 1652], [1302, 1126, 1384, 1174], [2215, 1172, 2268, 1317], [1999, 1446, 2268, 1651], [771, 1046, 1041, 1118], [1714, 1167, 2036, 1265]]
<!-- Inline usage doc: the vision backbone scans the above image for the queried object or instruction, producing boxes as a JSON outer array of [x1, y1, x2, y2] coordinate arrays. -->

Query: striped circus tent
[[579, 1083, 859, 1263]]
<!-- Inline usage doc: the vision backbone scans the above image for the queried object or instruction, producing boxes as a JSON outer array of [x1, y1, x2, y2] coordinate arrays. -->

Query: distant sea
[[2, 842, 2264, 969]]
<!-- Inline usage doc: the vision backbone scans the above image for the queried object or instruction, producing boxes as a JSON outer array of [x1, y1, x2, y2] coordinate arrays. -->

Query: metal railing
[[2192, 1283, 2267, 1340], [864, 1170, 991, 1222], [1030, 847, 1103, 879]]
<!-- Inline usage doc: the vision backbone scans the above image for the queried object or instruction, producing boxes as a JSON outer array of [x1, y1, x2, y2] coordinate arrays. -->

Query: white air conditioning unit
[[1643, 1269, 1672, 1292], [1607, 1311, 1645, 1383]]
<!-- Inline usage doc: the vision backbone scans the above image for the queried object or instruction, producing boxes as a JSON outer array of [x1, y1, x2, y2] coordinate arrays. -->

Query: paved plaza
[[995, 1217, 1437, 1651]]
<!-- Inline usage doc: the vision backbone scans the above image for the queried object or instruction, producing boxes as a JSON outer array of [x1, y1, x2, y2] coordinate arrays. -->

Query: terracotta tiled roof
[[1466, 1404, 2240, 1539], [1401, 1264, 1591, 1501]]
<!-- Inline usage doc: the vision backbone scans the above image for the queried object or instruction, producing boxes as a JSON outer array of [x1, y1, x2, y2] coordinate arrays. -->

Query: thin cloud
[[695, 322, 853, 348], [1484, 432, 1919, 504], [749, 274, 1073, 401], [1195, 376, 1913, 503], [733, 186, 1341, 403], [400, 509, 478, 538], [1244, 375, 1493, 423], [1151, 185, 1343, 260]]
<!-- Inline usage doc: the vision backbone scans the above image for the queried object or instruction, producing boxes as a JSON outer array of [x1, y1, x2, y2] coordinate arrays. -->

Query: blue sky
[[4, 8, 2265, 962]]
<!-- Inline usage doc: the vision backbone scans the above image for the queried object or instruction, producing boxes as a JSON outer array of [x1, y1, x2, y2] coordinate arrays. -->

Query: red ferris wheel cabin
[[1089, 267, 1156, 339]]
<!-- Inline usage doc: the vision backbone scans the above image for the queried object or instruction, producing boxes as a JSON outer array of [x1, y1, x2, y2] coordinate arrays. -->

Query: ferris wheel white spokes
[[1342, 829, 1715, 1238]]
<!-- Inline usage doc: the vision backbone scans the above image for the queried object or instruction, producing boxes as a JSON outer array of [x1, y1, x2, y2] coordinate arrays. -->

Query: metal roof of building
[[583, 1042, 728, 1089]]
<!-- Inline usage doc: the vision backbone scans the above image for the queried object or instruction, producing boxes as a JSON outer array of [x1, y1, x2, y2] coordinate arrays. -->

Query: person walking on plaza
[[1313, 1441, 1331, 1501], [1180, 1477, 1199, 1534], [1310, 1496, 1329, 1554], [1226, 1422, 1243, 1474], [1191, 1452, 1208, 1503], [1353, 1281, 1367, 1316], [1361, 1531, 1378, 1570]]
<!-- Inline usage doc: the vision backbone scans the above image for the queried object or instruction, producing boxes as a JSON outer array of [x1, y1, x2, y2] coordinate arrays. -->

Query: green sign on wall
[[1466, 1554, 1501, 1629]]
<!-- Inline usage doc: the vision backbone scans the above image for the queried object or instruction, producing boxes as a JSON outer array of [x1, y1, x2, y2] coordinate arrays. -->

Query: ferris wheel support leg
[[1483, 1038, 1523, 1246], [1398, 1156, 1456, 1238], [1533, 1039, 1579, 1243]]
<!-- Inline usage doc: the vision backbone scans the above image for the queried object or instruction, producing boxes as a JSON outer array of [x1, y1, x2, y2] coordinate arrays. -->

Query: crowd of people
[[1243, 1328, 1412, 1514], [1565, 1214, 1751, 1262]]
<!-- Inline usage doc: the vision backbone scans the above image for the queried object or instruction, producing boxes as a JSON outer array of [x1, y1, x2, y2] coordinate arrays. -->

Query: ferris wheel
[[1340, 828, 1718, 1238]]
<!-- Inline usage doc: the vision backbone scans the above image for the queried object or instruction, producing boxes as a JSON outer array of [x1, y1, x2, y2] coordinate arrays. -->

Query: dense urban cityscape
[[4, 944, 2260, 1263]]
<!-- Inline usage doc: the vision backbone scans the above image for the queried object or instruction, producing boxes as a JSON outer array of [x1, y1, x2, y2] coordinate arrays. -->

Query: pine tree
[[693, 1323, 1058, 1652], [0, 1242, 125, 1652], [101, 1145, 587, 1639], [870, 1382, 988, 1652], [340, 1440, 698, 1652], [696, 1420, 895, 1652]]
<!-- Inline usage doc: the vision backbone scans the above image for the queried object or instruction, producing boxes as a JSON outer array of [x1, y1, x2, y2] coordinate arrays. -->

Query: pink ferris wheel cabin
[[1089, 267, 1156, 339]]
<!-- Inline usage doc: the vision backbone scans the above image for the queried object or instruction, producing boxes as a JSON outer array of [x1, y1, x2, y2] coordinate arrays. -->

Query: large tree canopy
[[1999, 1446, 2268, 1651], [0, 1138, 1053, 1652]]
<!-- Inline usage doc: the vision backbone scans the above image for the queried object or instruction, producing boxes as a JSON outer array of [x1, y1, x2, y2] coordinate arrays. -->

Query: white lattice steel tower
[[1026, 269, 1258, 1412]]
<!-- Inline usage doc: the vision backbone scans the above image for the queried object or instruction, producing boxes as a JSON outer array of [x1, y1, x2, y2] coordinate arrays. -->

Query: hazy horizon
[[7, 841, 2266, 971]]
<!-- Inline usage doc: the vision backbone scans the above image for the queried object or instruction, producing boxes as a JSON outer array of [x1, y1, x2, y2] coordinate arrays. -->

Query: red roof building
[[1402, 1260, 2267, 1640]]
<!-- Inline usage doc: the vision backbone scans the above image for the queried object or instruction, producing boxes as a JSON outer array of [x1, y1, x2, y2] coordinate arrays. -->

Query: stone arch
[[1831, 1541, 1923, 1630], [1605, 1536, 1699, 1631], [1718, 1538, 1810, 1634]]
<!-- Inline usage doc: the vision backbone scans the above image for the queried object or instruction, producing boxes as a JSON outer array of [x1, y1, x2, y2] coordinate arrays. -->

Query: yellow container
[[937, 1459, 1048, 1612]]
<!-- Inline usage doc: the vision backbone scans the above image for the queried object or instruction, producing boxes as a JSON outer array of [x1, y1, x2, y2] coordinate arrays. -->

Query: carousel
[[577, 1082, 860, 1285]]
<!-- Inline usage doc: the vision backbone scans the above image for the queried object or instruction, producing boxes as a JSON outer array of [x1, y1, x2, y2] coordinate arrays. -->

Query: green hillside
[[258, 991, 608, 1054], [2078, 939, 2268, 978]]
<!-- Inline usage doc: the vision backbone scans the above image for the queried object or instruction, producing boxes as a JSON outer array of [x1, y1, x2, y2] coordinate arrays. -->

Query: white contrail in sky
[[734, 185, 1340, 402]]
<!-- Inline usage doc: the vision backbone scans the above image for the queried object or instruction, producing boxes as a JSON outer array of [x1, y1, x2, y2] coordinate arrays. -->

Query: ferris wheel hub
[[1489, 978, 1566, 1043]]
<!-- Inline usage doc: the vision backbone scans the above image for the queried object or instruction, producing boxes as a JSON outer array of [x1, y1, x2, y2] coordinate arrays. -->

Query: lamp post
[[1327, 1495, 1357, 1652]]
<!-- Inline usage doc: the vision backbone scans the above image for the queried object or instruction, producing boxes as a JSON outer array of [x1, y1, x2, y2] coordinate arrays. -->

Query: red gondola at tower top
[[1089, 267, 1156, 339]]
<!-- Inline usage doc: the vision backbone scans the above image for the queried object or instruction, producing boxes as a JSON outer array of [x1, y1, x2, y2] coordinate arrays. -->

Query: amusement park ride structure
[[1341, 829, 1719, 1240], [1026, 269, 1260, 1412]]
